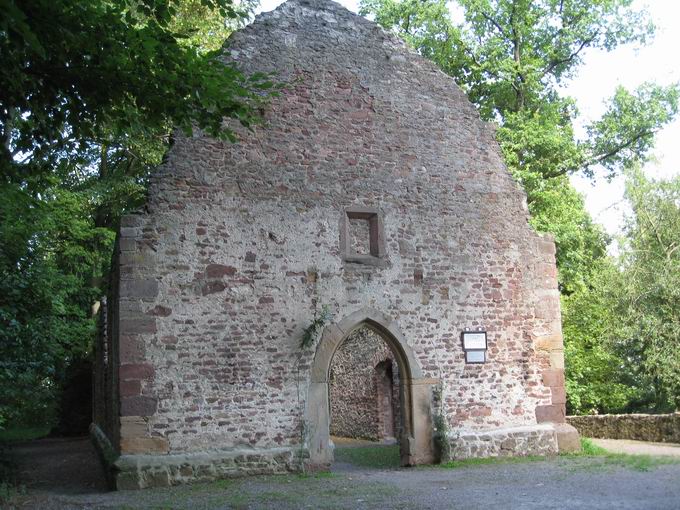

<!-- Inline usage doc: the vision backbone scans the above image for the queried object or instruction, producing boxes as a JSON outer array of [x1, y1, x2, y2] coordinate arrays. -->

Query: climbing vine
[[432, 384, 450, 462], [299, 305, 332, 349]]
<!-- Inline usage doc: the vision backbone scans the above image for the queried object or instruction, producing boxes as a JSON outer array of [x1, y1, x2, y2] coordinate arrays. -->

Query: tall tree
[[607, 170, 680, 411], [0, 0, 265, 428]]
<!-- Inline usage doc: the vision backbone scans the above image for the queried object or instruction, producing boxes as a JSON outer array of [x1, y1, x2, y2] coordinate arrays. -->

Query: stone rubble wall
[[113, 447, 300, 490], [101, 0, 567, 487], [329, 327, 401, 441], [446, 424, 558, 460], [567, 414, 680, 443]]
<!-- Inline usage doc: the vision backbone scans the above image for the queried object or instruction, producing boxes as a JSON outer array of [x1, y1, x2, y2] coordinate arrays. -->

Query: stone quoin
[[91, 0, 579, 490]]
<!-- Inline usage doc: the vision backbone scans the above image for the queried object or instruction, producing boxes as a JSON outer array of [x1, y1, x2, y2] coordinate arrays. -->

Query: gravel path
[[5, 438, 680, 509], [591, 438, 680, 457]]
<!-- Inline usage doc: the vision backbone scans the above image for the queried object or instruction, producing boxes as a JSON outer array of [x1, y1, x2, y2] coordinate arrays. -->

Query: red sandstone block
[[120, 379, 141, 397], [206, 264, 237, 278], [120, 317, 157, 335], [118, 238, 136, 252], [120, 215, 145, 228], [542, 368, 565, 388], [120, 335, 145, 363], [120, 363, 154, 381], [535, 404, 565, 423], [538, 239, 556, 256], [146, 305, 172, 317], [121, 396, 158, 417], [120, 279, 159, 299], [551, 386, 567, 405], [202, 281, 226, 295]]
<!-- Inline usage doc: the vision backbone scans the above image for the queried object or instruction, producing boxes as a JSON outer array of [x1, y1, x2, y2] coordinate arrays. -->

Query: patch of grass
[[562, 437, 680, 472], [333, 445, 401, 469], [296, 470, 337, 480], [438, 454, 547, 469], [0, 426, 51, 443], [0, 445, 24, 508], [570, 437, 609, 456], [209, 477, 237, 490], [0, 480, 25, 508]]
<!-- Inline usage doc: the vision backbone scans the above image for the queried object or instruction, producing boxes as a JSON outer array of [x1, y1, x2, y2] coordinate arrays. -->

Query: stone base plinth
[[113, 447, 303, 490], [115, 447, 304, 490], [554, 423, 581, 453], [91, 424, 305, 490], [445, 424, 559, 461]]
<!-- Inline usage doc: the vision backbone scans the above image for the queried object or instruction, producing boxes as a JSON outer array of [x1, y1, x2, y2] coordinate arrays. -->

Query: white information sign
[[465, 350, 486, 363], [462, 332, 487, 350]]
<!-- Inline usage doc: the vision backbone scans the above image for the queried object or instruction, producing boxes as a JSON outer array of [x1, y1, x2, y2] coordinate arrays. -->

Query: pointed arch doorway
[[305, 308, 437, 469]]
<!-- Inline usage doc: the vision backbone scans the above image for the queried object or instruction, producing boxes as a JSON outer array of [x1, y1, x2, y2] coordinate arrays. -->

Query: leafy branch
[[300, 305, 332, 350]]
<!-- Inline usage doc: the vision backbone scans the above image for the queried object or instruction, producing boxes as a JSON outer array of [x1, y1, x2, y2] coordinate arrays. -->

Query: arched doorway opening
[[305, 308, 436, 470], [328, 326, 402, 448]]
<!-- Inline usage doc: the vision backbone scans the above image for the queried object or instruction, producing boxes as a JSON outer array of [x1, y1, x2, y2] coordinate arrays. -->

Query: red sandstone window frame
[[339, 206, 387, 268]]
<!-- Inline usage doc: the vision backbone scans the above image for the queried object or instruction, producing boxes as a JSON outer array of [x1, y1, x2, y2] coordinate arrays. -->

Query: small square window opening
[[340, 206, 386, 267]]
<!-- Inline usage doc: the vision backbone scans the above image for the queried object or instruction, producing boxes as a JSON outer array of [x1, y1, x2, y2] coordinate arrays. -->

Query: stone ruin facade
[[92, 0, 579, 490], [329, 326, 401, 442]]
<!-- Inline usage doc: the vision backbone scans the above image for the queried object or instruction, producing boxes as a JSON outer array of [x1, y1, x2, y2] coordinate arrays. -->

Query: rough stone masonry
[[91, 0, 579, 489], [329, 326, 402, 442]]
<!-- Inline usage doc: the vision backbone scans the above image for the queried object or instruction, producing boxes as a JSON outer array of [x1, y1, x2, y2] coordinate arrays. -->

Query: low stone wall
[[567, 413, 680, 443], [446, 424, 558, 460], [92, 422, 302, 490], [113, 447, 302, 490], [114, 448, 301, 490]]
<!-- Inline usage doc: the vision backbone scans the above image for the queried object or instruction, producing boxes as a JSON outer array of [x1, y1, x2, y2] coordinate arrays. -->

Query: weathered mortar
[[95, 0, 573, 488]]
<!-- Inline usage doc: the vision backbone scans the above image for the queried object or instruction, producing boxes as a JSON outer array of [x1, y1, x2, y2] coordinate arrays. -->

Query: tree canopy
[[0, 0, 267, 428]]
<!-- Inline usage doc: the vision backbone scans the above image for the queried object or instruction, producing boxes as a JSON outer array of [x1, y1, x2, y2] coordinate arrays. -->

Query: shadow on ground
[[8, 437, 108, 496], [4, 436, 680, 509]]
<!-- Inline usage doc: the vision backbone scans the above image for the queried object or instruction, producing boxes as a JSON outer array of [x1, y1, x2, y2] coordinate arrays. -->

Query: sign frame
[[461, 331, 488, 364]]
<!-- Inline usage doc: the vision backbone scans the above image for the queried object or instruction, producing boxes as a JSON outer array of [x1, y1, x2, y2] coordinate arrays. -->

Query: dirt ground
[[4, 437, 680, 509], [590, 438, 680, 457]]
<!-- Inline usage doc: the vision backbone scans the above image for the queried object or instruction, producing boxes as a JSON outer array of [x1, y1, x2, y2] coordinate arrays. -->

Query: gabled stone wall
[[94, 0, 573, 489]]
